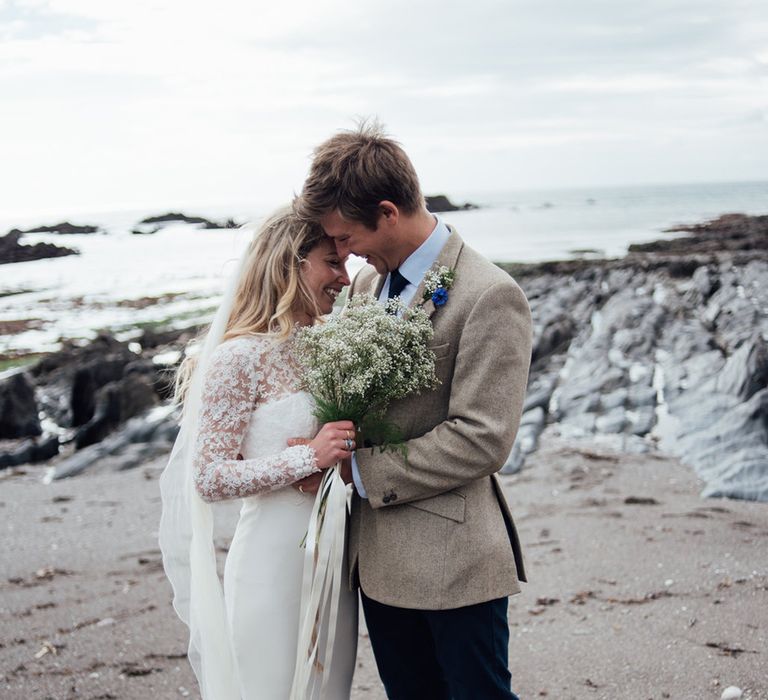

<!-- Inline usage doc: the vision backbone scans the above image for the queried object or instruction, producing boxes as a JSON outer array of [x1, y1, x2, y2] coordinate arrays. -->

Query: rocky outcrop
[[425, 195, 479, 213], [0, 230, 79, 265], [131, 212, 241, 234], [1, 332, 183, 473], [500, 214, 768, 502], [629, 213, 768, 254], [9, 222, 101, 235]]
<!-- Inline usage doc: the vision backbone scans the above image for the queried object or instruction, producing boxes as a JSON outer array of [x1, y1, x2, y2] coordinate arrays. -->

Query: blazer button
[[389, 493, 398, 502], [382, 495, 391, 504]]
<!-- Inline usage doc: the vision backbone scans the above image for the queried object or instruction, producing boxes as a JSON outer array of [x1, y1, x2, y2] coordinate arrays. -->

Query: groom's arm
[[354, 278, 532, 508]]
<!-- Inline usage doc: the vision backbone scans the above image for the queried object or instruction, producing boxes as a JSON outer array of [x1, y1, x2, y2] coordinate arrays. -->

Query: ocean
[[1, 180, 766, 359]]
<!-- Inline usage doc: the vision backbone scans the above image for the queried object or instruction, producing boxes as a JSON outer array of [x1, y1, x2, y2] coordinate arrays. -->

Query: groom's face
[[320, 210, 395, 275]]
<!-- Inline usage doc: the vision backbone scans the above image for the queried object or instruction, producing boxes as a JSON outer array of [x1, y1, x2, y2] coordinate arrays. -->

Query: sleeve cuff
[[351, 452, 368, 499]]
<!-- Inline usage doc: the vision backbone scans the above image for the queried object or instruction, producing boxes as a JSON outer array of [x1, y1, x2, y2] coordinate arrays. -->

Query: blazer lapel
[[409, 227, 464, 321]]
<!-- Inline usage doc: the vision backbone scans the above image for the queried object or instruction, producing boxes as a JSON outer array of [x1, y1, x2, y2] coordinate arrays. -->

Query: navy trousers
[[360, 591, 520, 700]]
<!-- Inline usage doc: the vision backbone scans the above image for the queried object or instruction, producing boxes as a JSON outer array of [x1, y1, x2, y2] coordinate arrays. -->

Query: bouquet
[[289, 294, 438, 698], [295, 293, 438, 451]]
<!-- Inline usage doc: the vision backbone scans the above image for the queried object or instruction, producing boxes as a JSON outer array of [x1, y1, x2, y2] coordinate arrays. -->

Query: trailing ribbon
[[289, 464, 348, 699]]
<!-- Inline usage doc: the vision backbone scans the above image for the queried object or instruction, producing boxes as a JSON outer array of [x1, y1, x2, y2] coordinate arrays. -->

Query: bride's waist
[[239, 483, 313, 512]]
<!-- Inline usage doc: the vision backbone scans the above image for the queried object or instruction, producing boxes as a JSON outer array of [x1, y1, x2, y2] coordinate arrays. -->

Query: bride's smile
[[300, 238, 350, 317]]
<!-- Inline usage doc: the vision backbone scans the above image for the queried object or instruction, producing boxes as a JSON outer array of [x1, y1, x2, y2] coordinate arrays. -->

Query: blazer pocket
[[407, 491, 465, 523], [429, 342, 451, 361]]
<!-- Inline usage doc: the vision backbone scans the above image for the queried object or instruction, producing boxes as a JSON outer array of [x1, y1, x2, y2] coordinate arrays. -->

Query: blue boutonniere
[[421, 265, 456, 308]]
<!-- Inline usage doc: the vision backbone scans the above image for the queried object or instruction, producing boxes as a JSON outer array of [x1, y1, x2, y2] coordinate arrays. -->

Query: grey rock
[[628, 383, 657, 408], [532, 315, 576, 363], [595, 408, 629, 434], [501, 408, 547, 474], [692, 265, 719, 300], [628, 407, 656, 436], [714, 335, 768, 400], [600, 387, 628, 411]]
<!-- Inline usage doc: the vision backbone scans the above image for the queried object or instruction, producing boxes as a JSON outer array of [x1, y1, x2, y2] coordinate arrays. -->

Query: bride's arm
[[192, 338, 319, 503]]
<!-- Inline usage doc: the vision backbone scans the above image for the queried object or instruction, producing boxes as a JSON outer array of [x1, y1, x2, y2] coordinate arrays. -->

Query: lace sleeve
[[192, 337, 319, 503]]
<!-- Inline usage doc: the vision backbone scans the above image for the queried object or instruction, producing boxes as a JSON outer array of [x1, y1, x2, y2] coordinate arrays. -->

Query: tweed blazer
[[347, 227, 533, 610]]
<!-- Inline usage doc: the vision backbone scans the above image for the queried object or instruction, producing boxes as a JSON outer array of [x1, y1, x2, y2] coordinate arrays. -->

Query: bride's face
[[301, 238, 351, 316]]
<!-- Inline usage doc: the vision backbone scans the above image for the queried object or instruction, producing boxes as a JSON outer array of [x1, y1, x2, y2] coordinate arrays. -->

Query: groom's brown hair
[[297, 119, 424, 230]]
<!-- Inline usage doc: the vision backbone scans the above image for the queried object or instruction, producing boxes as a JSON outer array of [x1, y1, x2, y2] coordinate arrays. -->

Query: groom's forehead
[[321, 210, 357, 237]]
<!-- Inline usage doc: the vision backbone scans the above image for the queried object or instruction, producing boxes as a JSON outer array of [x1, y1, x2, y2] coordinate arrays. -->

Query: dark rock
[[139, 325, 201, 350], [0, 230, 79, 265], [125, 359, 176, 402], [0, 373, 41, 438], [0, 434, 59, 469], [75, 375, 158, 448], [424, 195, 478, 213], [10, 222, 101, 235], [31, 334, 133, 382], [71, 357, 132, 426], [629, 213, 768, 255], [132, 213, 240, 233]]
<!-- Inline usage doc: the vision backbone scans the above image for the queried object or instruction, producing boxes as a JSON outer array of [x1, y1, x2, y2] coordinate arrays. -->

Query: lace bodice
[[193, 334, 319, 503]]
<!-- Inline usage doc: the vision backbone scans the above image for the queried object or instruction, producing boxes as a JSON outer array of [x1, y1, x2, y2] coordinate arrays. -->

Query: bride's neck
[[292, 310, 314, 327]]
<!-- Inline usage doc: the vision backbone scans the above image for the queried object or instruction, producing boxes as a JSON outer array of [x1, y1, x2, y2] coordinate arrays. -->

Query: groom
[[295, 123, 532, 700]]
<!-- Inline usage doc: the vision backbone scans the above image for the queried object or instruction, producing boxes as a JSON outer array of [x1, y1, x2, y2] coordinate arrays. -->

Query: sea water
[[1, 180, 766, 357]]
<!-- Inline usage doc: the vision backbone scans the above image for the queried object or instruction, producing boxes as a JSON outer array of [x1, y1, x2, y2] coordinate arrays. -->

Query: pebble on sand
[[721, 687, 743, 700]]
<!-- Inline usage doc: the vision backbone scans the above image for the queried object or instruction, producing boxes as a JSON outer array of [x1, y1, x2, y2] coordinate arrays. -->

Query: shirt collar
[[397, 215, 451, 285]]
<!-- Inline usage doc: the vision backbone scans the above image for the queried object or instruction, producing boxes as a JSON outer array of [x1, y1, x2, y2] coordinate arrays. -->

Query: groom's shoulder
[[457, 240, 524, 296]]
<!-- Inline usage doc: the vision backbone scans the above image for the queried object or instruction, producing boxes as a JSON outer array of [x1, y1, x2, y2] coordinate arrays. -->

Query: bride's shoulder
[[212, 333, 272, 360]]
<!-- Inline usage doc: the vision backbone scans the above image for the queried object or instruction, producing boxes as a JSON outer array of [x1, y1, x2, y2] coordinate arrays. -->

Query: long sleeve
[[192, 337, 319, 503]]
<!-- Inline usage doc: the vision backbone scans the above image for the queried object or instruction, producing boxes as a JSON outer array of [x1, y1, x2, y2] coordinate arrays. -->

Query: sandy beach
[[1, 430, 766, 700]]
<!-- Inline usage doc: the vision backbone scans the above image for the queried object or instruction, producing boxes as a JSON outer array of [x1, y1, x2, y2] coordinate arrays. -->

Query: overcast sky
[[1, 0, 767, 216]]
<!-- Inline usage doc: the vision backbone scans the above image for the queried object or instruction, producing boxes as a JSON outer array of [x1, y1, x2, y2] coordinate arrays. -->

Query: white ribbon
[[290, 464, 349, 699]]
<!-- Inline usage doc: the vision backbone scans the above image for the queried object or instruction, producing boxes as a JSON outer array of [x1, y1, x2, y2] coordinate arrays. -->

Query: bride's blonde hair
[[174, 205, 326, 403]]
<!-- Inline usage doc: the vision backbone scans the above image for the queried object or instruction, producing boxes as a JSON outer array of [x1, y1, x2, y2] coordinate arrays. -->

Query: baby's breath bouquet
[[289, 293, 438, 699], [294, 293, 439, 453]]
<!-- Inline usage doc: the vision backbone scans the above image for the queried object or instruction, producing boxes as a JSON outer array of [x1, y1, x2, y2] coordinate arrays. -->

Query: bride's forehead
[[314, 237, 338, 254]]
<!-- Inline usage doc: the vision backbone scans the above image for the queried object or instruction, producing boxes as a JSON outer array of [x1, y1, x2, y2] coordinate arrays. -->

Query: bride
[[159, 206, 358, 699]]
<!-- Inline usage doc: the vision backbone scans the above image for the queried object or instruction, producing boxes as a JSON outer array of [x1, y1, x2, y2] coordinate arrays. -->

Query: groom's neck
[[391, 208, 436, 268]]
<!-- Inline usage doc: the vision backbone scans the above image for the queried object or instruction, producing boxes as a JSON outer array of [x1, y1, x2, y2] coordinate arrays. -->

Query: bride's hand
[[290, 420, 356, 470]]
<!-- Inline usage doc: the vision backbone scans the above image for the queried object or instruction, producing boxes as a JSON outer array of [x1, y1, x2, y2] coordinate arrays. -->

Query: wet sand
[[1, 430, 766, 699]]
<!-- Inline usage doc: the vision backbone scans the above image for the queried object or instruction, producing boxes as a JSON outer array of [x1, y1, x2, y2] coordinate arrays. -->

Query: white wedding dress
[[193, 334, 358, 699]]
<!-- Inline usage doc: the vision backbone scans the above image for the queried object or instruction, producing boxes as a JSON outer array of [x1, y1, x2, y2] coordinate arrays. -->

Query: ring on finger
[[345, 430, 352, 440], [344, 437, 354, 451], [299, 484, 305, 493]]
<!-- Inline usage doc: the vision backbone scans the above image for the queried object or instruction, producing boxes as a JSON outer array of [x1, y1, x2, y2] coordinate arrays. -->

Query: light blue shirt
[[351, 215, 451, 498]]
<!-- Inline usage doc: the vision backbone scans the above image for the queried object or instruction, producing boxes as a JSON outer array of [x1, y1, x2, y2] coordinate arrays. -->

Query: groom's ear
[[377, 200, 399, 227]]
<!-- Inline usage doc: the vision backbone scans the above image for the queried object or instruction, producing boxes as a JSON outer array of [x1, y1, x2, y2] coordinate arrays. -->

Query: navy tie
[[387, 268, 409, 299]]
